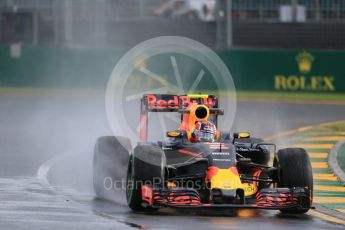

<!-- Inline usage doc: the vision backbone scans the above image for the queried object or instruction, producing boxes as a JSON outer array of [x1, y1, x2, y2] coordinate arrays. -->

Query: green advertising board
[[0, 46, 344, 92], [219, 50, 344, 92]]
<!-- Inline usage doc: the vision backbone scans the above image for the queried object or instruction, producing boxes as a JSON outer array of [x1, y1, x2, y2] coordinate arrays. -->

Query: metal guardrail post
[[226, 0, 232, 48], [216, 0, 225, 49], [315, 0, 320, 21], [63, 0, 73, 47], [53, 0, 59, 45], [33, 10, 38, 46], [291, 0, 298, 22]]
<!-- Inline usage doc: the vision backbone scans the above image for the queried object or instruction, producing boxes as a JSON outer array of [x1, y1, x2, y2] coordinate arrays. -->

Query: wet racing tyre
[[126, 144, 166, 211], [93, 136, 131, 199], [274, 148, 313, 214]]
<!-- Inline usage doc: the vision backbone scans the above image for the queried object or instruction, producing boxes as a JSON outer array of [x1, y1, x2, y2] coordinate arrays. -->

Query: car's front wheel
[[126, 144, 165, 211], [93, 136, 131, 199], [274, 148, 313, 214]]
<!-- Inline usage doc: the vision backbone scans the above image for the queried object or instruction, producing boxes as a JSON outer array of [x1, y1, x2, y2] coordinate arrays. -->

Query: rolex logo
[[296, 51, 314, 74], [275, 51, 335, 92]]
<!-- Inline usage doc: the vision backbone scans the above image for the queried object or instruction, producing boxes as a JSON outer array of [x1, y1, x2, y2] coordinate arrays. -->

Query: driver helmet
[[191, 121, 216, 143]]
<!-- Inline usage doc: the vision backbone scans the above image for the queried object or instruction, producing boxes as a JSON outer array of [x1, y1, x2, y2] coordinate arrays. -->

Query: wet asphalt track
[[1, 93, 345, 229]]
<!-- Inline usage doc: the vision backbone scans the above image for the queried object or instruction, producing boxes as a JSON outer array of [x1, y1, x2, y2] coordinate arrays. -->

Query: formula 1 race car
[[93, 94, 313, 214]]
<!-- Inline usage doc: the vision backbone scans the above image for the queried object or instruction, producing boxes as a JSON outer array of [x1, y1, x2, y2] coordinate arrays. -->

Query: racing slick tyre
[[126, 144, 166, 212], [93, 136, 132, 199], [274, 148, 313, 214]]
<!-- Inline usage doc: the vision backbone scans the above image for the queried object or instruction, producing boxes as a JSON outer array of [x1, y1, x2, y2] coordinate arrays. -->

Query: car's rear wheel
[[274, 148, 313, 214], [93, 136, 131, 199], [126, 144, 165, 211]]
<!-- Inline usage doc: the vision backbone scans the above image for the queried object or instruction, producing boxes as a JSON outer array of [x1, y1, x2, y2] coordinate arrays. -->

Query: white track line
[[36, 153, 70, 186]]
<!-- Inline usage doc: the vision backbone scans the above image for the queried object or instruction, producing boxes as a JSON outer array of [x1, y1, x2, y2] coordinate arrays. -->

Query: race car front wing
[[141, 185, 313, 210]]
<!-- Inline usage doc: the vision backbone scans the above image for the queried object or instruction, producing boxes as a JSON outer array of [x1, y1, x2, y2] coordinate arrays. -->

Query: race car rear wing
[[139, 94, 220, 141], [141, 94, 218, 112]]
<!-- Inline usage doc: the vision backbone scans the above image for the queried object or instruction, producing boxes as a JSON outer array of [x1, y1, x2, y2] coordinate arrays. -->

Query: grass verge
[[308, 121, 345, 133]]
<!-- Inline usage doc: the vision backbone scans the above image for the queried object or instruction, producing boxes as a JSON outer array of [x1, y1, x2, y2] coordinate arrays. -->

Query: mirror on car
[[233, 132, 250, 139], [166, 130, 183, 138]]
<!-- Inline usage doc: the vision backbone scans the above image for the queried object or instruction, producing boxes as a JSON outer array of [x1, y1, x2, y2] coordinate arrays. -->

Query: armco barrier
[[0, 46, 344, 92]]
